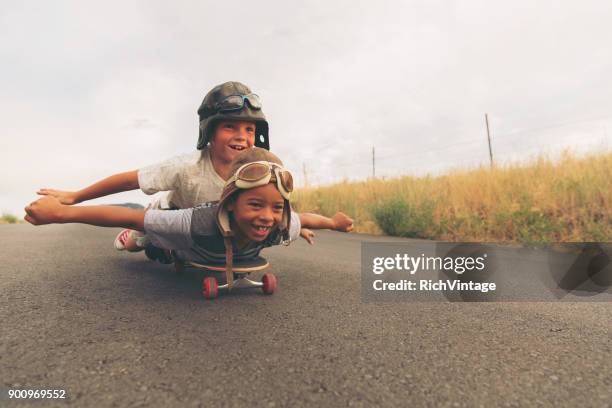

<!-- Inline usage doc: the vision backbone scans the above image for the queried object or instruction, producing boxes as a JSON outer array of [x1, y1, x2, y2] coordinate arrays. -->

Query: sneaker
[[144, 244, 174, 264], [114, 229, 132, 251]]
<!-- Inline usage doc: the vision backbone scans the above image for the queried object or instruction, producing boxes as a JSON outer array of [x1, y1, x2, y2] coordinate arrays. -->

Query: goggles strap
[[224, 237, 234, 290], [273, 167, 289, 199]]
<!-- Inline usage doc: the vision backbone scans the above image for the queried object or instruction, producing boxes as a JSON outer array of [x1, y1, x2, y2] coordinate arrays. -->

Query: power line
[[376, 138, 485, 161], [498, 114, 612, 138], [298, 116, 612, 180]]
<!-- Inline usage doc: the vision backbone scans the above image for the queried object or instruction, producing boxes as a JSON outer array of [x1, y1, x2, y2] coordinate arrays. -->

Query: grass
[[1, 213, 22, 224], [292, 151, 612, 243]]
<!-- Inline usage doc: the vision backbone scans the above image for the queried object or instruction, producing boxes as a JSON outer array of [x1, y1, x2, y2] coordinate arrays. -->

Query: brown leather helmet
[[216, 147, 291, 240], [197, 81, 269, 150]]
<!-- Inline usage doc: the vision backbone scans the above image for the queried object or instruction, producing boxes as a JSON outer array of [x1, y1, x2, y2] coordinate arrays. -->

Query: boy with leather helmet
[[197, 81, 268, 151], [26, 148, 349, 287], [37, 81, 353, 254]]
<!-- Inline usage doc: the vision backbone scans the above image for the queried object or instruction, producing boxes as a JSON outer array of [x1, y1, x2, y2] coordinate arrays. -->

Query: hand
[[24, 196, 66, 225], [300, 228, 315, 245], [37, 188, 79, 205], [331, 212, 354, 232]]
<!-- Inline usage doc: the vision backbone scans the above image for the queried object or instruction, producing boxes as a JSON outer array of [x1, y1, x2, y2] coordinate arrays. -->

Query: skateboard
[[173, 256, 277, 299]]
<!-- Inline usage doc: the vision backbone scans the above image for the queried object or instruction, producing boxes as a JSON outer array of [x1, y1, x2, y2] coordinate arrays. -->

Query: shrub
[[371, 196, 434, 239], [1, 213, 18, 224]]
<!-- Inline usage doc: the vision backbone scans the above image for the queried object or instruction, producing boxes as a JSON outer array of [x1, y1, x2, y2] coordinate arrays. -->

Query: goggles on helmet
[[227, 161, 293, 200], [215, 93, 262, 112]]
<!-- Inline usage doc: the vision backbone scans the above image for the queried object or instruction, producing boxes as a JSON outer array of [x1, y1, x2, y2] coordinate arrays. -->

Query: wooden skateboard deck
[[178, 256, 269, 273]]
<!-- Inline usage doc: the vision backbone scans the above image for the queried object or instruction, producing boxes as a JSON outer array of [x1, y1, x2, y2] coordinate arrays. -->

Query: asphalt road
[[1, 224, 611, 407]]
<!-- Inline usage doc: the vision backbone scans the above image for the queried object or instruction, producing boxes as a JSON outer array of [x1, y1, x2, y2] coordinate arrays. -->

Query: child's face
[[227, 183, 284, 242], [210, 120, 256, 164]]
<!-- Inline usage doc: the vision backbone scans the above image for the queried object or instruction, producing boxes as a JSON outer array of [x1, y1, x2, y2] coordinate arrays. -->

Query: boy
[[26, 148, 348, 286], [37, 81, 352, 253]]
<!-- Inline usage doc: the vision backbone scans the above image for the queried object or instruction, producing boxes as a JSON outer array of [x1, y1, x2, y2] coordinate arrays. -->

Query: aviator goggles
[[227, 161, 293, 200], [215, 93, 262, 112]]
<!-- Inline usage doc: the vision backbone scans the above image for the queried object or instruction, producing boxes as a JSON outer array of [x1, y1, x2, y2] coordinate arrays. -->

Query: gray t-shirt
[[144, 203, 301, 264], [138, 148, 225, 209]]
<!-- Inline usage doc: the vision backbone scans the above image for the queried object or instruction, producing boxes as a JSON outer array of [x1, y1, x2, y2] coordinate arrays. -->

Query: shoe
[[144, 244, 174, 264], [114, 229, 132, 250]]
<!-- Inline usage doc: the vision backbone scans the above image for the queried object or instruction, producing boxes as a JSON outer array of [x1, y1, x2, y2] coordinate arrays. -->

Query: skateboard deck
[[181, 256, 269, 272]]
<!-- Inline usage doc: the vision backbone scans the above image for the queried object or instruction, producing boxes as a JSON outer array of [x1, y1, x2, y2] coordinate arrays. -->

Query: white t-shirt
[[138, 148, 225, 209]]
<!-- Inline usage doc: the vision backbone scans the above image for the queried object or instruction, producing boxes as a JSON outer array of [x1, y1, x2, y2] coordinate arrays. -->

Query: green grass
[[1, 213, 19, 224]]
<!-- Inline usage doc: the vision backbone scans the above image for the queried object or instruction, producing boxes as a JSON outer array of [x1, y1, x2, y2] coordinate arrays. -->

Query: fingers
[[300, 228, 315, 245], [37, 188, 56, 196], [341, 213, 354, 232], [335, 216, 353, 232], [24, 203, 34, 215], [306, 232, 315, 245], [24, 204, 37, 225], [24, 214, 37, 225], [25, 199, 46, 225], [37, 188, 60, 198]]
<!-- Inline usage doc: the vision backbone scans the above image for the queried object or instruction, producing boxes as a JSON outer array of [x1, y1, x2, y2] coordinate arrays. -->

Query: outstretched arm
[[37, 170, 139, 205], [299, 212, 354, 232], [25, 196, 145, 231]]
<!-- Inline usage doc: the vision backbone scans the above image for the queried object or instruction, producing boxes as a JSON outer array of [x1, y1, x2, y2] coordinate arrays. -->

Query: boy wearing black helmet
[[37, 81, 353, 253], [25, 148, 346, 287]]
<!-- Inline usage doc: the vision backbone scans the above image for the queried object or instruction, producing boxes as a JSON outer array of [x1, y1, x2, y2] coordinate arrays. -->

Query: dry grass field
[[293, 151, 611, 243]]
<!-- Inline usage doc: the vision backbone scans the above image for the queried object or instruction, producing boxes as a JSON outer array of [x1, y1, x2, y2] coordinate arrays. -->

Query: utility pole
[[485, 113, 494, 168], [372, 146, 376, 178]]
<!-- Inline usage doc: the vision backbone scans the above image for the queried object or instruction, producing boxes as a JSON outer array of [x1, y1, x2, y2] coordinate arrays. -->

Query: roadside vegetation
[[293, 151, 611, 244], [1, 213, 21, 224]]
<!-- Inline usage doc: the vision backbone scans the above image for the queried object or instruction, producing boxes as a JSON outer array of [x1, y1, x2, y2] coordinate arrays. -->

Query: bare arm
[[37, 170, 140, 204], [25, 196, 145, 231], [299, 212, 354, 232]]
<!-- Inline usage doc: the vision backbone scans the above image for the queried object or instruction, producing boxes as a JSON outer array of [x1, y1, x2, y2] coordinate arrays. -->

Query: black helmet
[[197, 81, 269, 150]]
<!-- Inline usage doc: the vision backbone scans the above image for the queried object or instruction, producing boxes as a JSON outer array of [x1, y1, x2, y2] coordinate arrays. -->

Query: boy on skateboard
[[26, 148, 346, 288], [36, 81, 352, 259]]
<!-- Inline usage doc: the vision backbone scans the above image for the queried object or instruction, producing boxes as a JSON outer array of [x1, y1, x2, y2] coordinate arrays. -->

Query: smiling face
[[226, 183, 284, 245], [209, 120, 256, 165]]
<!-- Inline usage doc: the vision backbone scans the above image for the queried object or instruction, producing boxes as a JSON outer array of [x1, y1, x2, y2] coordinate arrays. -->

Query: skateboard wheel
[[203, 277, 218, 299], [261, 273, 277, 295]]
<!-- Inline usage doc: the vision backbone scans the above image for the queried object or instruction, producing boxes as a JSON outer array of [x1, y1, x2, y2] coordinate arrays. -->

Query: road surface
[[1, 224, 610, 407]]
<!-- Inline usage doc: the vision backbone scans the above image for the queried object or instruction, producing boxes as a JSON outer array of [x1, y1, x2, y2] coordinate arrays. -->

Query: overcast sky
[[2, 0, 611, 216]]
